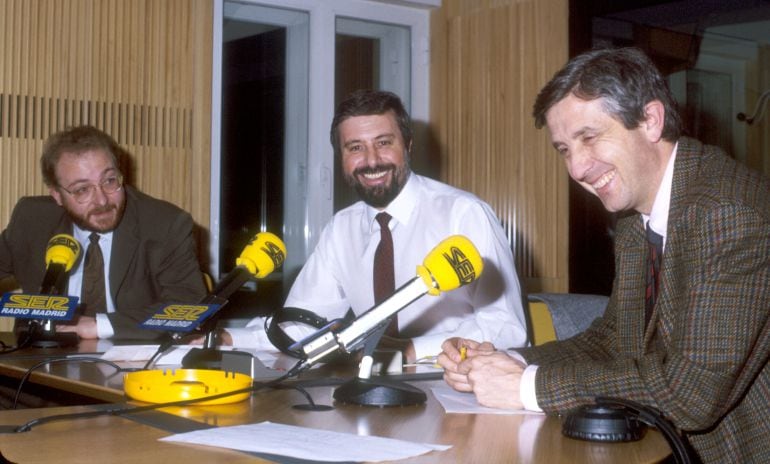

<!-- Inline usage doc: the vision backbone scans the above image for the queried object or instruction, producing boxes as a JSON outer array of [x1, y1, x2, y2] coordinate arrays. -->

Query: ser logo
[[443, 246, 476, 285], [4, 294, 70, 310], [262, 241, 286, 268], [154, 304, 208, 321], [48, 235, 80, 254]]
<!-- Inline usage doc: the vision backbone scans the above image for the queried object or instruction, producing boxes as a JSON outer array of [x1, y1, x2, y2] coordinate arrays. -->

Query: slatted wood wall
[[0, 0, 212, 329], [431, 0, 570, 293]]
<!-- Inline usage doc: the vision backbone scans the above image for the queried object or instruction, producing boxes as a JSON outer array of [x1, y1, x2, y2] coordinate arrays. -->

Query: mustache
[[88, 204, 116, 216]]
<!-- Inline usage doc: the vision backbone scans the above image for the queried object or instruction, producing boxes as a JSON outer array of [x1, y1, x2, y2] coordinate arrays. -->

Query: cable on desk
[[141, 334, 177, 370], [11, 356, 139, 410], [10, 359, 306, 433], [0, 333, 30, 355]]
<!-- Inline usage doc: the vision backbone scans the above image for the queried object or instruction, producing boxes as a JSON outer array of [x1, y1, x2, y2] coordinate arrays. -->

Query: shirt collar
[[641, 142, 677, 245], [73, 225, 114, 251], [366, 171, 417, 231]]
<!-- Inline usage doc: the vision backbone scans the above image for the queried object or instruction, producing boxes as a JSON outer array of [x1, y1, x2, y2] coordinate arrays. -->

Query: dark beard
[[66, 200, 126, 233], [347, 164, 410, 208]]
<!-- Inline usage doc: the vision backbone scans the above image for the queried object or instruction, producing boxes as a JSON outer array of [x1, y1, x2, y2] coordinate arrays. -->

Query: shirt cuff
[[520, 364, 542, 412], [227, 325, 269, 349], [96, 313, 114, 339], [410, 333, 447, 361]]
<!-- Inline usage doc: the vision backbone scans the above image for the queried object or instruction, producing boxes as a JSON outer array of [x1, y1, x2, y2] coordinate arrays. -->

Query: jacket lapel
[[643, 137, 702, 346], [109, 187, 140, 299], [614, 213, 648, 354]]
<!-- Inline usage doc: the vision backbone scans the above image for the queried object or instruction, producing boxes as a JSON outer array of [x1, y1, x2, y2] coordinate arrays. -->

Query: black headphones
[[563, 397, 698, 464], [265, 307, 333, 358]]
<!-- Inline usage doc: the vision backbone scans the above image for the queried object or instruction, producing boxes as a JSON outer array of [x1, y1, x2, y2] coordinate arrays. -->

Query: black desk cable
[[10, 356, 140, 410], [1, 357, 330, 433]]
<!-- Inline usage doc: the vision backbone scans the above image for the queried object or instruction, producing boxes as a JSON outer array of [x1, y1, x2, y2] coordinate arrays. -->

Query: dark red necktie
[[644, 223, 663, 329], [373, 212, 397, 336], [81, 232, 107, 317]]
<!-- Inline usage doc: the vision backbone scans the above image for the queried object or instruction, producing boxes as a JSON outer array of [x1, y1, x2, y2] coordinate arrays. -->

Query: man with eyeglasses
[[0, 125, 207, 341]]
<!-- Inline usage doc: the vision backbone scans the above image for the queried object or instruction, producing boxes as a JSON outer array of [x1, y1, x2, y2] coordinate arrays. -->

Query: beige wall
[[430, 0, 570, 293]]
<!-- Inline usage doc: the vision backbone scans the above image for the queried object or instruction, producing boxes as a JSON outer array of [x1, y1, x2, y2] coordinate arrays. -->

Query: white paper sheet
[[431, 386, 544, 415], [160, 421, 451, 462]]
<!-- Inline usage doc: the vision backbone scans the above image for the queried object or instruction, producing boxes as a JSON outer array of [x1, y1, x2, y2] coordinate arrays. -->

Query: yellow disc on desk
[[124, 369, 252, 405]]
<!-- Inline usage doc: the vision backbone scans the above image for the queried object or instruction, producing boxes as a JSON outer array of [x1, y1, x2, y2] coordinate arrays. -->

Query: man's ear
[[643, 100, 665, 142], [49, 187, 63, 206]]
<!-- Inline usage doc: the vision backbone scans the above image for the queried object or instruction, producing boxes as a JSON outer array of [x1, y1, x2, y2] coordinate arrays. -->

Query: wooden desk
[[0, 342, 672, 463], [0, 338, 129, 403]]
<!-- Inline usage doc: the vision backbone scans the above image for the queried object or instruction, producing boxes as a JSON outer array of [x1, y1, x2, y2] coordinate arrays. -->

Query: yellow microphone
[[204, 232, 287, 303], [182, 232, 288, 367], [235, 231, 287, 279], [45, 234, 81, 272], [293, 235, 483, 366], [40, 234, 82, 294], [417, 234, 484, 296]]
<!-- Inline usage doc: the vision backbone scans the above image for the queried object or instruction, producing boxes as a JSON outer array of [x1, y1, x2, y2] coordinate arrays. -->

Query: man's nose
[[363, 145, 382, 166], [567, 148, 592, 182], [90, 185, 109, 205]]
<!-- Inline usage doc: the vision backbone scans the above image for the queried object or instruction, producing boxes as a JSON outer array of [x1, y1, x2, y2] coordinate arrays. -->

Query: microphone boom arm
[[294, 276, 432, 368]]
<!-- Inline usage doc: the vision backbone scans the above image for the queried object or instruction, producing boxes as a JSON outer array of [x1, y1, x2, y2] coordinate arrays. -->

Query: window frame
[[210, 0, 433, 280]]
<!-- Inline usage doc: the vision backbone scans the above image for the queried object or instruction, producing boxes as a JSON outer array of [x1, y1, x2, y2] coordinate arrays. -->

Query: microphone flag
[[140, 232, 287, 332], [0, 234, 81, 320]]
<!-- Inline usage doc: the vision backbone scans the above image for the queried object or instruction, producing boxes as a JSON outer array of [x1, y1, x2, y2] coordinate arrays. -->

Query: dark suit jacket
[[518, 138, 770, 463], [0, 186, 207, 340]]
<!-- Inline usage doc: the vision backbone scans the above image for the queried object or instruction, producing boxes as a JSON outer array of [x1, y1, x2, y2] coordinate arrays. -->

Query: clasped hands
[[437, 337, 526, 410]]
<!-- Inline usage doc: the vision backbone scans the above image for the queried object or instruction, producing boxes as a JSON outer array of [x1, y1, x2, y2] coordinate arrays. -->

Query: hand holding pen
[[436, 337, 495, 392]]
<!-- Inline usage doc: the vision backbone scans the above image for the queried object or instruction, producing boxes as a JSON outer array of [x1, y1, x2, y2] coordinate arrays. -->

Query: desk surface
[[0, 340, 672, 463]]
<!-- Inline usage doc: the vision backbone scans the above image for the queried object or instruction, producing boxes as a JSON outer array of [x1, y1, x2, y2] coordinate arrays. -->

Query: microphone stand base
[[333, 376, 426, 407], [17, 330, 79, 349], [181, 347, 224, 370]]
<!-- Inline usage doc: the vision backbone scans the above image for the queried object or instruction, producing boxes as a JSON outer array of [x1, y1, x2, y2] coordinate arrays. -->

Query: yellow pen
[[460, 345, 467, 361]]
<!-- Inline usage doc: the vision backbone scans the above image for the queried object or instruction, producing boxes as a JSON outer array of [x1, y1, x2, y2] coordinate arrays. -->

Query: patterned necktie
[[81, 232, 107, 317], [644, 222, 663, 329], [373, 212, 397, 336]]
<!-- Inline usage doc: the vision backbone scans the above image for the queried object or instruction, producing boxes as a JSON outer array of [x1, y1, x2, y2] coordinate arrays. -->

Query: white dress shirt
[[517, 144, 679, 412], [229, 173, 528, 359]]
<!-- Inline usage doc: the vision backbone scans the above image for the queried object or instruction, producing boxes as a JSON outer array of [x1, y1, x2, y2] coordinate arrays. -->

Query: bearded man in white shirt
[[225, 89, 528, 363]]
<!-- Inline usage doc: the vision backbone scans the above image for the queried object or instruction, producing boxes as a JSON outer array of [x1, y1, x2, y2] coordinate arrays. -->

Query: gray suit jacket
[[0, 186, 207, 340], [518, 138, 770, 463]]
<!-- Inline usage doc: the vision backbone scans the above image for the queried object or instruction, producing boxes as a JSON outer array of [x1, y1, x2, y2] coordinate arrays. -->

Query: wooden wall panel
[[431, 0, 569, 293], [0, 0, 212, 329], [0, 0, 211, 221]]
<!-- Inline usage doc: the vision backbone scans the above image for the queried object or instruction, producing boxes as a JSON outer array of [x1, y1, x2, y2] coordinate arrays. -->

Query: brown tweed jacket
[[0, 186, 207, 340], [518, 137, 770, 463]]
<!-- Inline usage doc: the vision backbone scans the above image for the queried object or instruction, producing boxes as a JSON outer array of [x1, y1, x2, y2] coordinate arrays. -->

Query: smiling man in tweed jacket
[[438, 47, 770, 463]]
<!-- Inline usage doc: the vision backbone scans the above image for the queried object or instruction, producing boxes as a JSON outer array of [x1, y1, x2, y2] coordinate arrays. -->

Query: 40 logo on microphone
[[262, 240, 286, 268], [443, 246, 477, 285], [420, 235, 484, 294]]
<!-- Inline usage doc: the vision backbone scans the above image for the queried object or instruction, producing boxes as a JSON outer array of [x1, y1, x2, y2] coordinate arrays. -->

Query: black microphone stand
[[332, 318, 427, 407], [17, 263, 79, 348], [180, 269, 254, 370]]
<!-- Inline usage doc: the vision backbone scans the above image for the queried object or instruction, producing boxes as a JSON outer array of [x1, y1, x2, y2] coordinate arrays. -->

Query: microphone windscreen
[[417, 235, 483, 295], [45, 234, 81, 272], [235, 232, 287, 278]]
